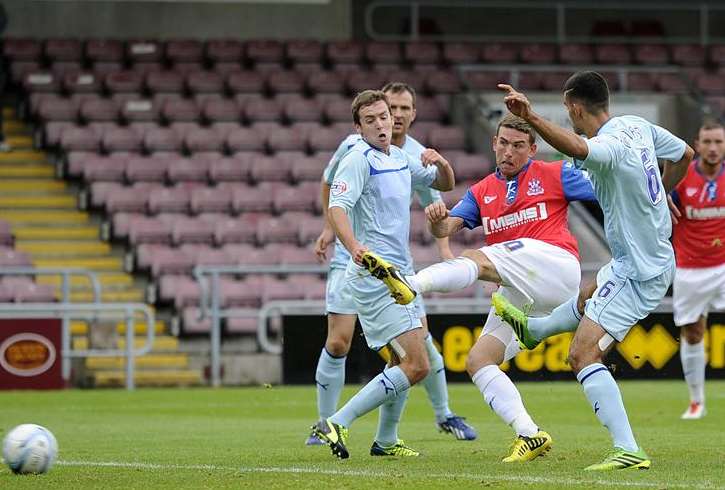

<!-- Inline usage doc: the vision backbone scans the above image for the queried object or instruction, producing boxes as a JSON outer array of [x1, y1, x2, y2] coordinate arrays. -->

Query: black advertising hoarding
[[282, 313, 725, 384]]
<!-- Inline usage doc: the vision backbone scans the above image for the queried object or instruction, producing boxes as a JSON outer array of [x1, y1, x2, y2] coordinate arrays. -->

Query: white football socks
[[407, 257, 479, 294], [472, 365, 538, 437], [680, 339, 706, 404]]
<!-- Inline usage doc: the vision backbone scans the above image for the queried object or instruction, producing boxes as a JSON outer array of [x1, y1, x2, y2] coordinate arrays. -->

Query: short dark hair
[[381, 82, 416, 107], [351, 90, 390, 125], [563, 71, 609, 114], [496, 114, 536, 145], [700, 119, 724, 133]]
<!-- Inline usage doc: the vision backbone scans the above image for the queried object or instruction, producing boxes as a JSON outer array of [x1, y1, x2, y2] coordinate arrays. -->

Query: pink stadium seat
[[83, 156, 126, 183], [425, 71, 462, 94], [595, 44, 632, 64], [45, 38, 82, 62], [518, 72, 544, 90], [286, 40, 323, 64], [126, 156, 169, 183], [146, 71, 184, 94], [166, 157, 208, 183], [181, 307, 212, 333], [305, 71, 345, 95], [246, 40, 284, 64], [262, 276, 304, 302], [105, 70, 144, 94], [249, 156, 293, 183], [463, 71, 510, 91], [151, 249, 194, 277], [92, 62, 123, 78], [232, 184, 274, 213], [11, 61, 41, 83], [208, 156, 251, 182], [244, 97, 283, 122], [168, 121, 202, 139], [63, 72, 101, 93], [103, 127, 142, 153], [365, 42, 403, 65], [148, 186, 191, 214], [633, 44, 670, 65], [172, 217, 216, 244], [23, 72, 61, 93], [14, 283, 57, 303], [213, 216, 253, 245], [184, 127, 224, 153], [227, 71, 266, 94], [143, 127, 183, 153], [187, 71, 224, 94], [290, 155, 325, 183], [0, 249, 32, 267], [266, 127, 307, 153], [272, 184, 318, 213], [79, 98, 119, 122], [696, 73, 724, 94], [558, 44, 593, 65], [429, 126, 465, 151], [710, 45, 725, 67], [128, 216, 172, 246], [4, 38, 42, 61], [541, 72, 572, 91], [206, 39, 243, 63], [267, 70, 305, 94], [257, 215, 301, 244], [158, 273, 196, 305], [284, 97, 323, 122], [121, 99, 160, 123], [442, 43, 480, 64], [85, 39, 123, 63], [60, 127, 101, 152], [279, 244, 317, 265], [226, 127, 264, 152], [481, 43, 518, 63], [346, 70, 387, 94], [414, 96, 445, 121], [106, 185, 150, 214], [91, 182, 123, 209], [0, 221, 14, 246], [405, 42, 441, 65], [520, 43, 557, 64], [327, 41, 364, 65], [323, 96, 352, 123], [627, 73, 657, 92], [161, 98, 200, 123], [190, 186, 232, 214], [38, 97, 77, 122], [297, 214, 324, 245], [126, 40, 163, 63], [166, 39, 203, 64], [454, 153, 491, 182], [111, 212, 143, 239], [672, 44, 706, 66]]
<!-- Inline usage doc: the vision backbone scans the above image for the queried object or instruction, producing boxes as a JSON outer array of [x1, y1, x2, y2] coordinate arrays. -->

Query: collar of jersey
[[694, 158, 725, 181], [494, 159, 532, 182], [594, 117, 615, 136]]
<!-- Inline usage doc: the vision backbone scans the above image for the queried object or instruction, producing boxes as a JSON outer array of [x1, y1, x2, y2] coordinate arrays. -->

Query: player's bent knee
[[568, 344, 601, 373], [682, 323, 705, 344]]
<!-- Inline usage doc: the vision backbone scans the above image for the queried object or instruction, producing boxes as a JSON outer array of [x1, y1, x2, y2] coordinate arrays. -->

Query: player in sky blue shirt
[[496, 72, 694, 470]]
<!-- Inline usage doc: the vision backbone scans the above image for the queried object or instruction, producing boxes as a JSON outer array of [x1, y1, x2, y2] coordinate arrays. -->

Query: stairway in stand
[[1, 106, 202, 387]]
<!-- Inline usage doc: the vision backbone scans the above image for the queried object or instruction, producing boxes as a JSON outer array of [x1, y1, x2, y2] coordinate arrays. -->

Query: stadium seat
[[167, 157, 210, 183], [143, 127, 183, 153], [272, 183, 318, 214], [45, 38, 83, 62], [696, 73, 724, 94], [322, 96, 353, 123], [227, 71, 266, 94], [286, 39, 323, 65], [63, 72, 102, 94], [107, 185, 152, 214], [185, 127, 225, 153], [558, 44, 593, 64], [709, 44, 725, 67], [209, 156, 252, 182], [3, 38, 42, 61], [327, 41, 364, 65], [244, 97, 283, 122], [23, 72, 61, 93], [480, 43, 518, 63], [38, 97, 78, 122], [0, 249, 33, 267], [83, 155, 127, 183], [105, 71, 145, 94], [162, 99, 201, 123], [60, 126, 101, 152], [206, 39, 243, 63], [232, 184, 274, 213], [172, 217, 216, 244], [103, 127, 143, 153], [203, 99, 242, 126], [148, 186, 191, 214], [126, 156, 169, 182], [11, 61, 41, 83], [78, 98, 119, 122], [246, 40, 284, 64], [190, 186, 232, 214], [284, 97, 324, 122], [266, 127, 307, 153], [595, 44, 632, 64], [187, 71, 224, 95], [267, 70, 305, 94], [250, 156, 293, 183], [672, 44, 706, 66], [365, 42, 403, 65], [463, 71, 511, 91], [85, 39, 124, 63], [633, 44, 670, 65], [150, 248, 195, 277], [290, 155, 326, 183], [226, 127, 264, 152], [425, 71, 462, 94], [442, 43, 480, 64], [14, 283, 57, 303], [429, 126, 465, 151], [126, 39, 163, 63], [166, 39, 204, 64]]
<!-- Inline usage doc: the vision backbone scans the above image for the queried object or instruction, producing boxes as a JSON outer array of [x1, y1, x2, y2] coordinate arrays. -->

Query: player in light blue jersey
[[311, 89, 454, 459], [494, 72, 694, 471], [307, 83, 476, 448]]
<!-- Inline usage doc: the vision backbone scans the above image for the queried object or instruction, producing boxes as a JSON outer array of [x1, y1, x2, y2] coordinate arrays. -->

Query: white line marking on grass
[[56, 460, 724, 489]]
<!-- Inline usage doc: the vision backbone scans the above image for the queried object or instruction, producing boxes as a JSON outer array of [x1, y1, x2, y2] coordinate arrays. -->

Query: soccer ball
[[2, 424, 58, 474]]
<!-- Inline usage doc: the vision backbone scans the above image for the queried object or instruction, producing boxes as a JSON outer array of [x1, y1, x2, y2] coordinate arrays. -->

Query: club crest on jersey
[[331, 180, 348, 196], [526, 178, 544, 196]]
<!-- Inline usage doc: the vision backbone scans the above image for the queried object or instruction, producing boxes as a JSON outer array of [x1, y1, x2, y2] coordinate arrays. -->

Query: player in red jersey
[[670, 120, 725, 420], [368, 114, 596, 462]]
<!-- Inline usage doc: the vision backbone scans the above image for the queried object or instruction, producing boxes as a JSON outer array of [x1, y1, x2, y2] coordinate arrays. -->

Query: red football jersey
[[459, 160, 583, 259], [672, 160, 725, 268]]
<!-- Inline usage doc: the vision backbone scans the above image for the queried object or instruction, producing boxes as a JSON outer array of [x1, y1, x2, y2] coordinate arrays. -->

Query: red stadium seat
[[595, 44, 632, 64], [45, 38, 82, 62], [83, 156, 126, 183], [206, 39, 243, 63], [672, 44, 706, 66], [105, 71, 145, 94], [286, 40, 323, 64], [244, 97, 283, 122], [86, 39, 124, 63], [558, 44, 594, 65], [147, 71, 185, 94], [107, 186, 150, 214], [63, 72, 101, 94], [186, 71, 224, 94], [227, 71, 266, 94], [425, 71, 462, 94], [38, 97, 78, 122], [60, 126, 101, 152], [3, 38, 42, 61], [480, 43, 519, 63], [327, 41, 364, 65], [185, 128, 225, 153], [429, 126, 465, 151], [166, 39, 204, 64], [250, 156, 293, 183], [267, 70, 305, 94], [633, 44, 670, 65], [365, 42, 403, 65], [23, 72, 61, 93], [126, 156, 169, 183], [246, 40, 284, 64], [147, 186, 191, 214], [226, 127, 265, 152], [162, 99, 201, 123], [442, 43, 480, 64], [284, 97, 324, 123], [306, 71, 345, 95], [126, 40, 163, 63], [404, 42, 441, 65], [266, 127, 307, 153]]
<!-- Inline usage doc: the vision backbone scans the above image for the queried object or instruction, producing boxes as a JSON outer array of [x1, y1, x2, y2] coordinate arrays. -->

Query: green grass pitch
[[1, 381, 723, 489]]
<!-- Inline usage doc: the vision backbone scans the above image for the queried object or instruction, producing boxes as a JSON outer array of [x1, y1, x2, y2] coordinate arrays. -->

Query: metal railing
[[0, 268, 102, 380], [0, 302, 155, 390]]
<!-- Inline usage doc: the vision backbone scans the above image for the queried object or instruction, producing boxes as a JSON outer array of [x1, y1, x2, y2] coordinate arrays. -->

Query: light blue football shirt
[[324, 134, 441, 270], [328, 138, 438, 276], [576, 115, 687, 280]]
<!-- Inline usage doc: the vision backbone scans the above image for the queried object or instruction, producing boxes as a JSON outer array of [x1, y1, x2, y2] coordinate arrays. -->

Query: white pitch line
[[56, 460, 724, 489]]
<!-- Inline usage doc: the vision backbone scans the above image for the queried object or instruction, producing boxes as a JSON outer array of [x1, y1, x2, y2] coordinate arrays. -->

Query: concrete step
[[16, 240, 111, 257], [73, 335, 179, 352], [33, 256, 123, 271], [86, 354, 189, 370], [0, 210, 89, 225], [0, 165, 54, 178], [0, 149, 47, 164], [0, 180, 67, 193], [0, 195, 76, 209], [14, 226, 99, 240], [90, 369, 203, 387], [36, 272, 134, 290]]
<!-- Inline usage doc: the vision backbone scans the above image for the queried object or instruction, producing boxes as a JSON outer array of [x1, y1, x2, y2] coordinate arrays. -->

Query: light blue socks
[[374, 367, 410, 446], [315, 348, 346, 419], [577, 363, 638, 452], [528, 296, 582, 341], [421, 334, 453, 422], [330, 365, 411, 428]]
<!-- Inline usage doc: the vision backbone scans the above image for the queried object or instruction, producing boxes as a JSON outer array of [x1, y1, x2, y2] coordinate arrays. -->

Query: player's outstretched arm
[[425, 201, 465, 238], [497, 84, 589, 160], [421, 149, 455, 191]]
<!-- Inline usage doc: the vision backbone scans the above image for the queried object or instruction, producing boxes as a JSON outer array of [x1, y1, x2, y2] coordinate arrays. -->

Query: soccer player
[[366, 114, 596, 462], [307, 83, 475, 448], [671, 120, 725, 420], [311, 89, 454, 459], [490, 72, 694, 470]]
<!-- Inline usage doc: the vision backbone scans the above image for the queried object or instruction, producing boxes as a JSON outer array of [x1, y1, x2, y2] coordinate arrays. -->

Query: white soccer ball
[[2, 424, 58, 474]]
